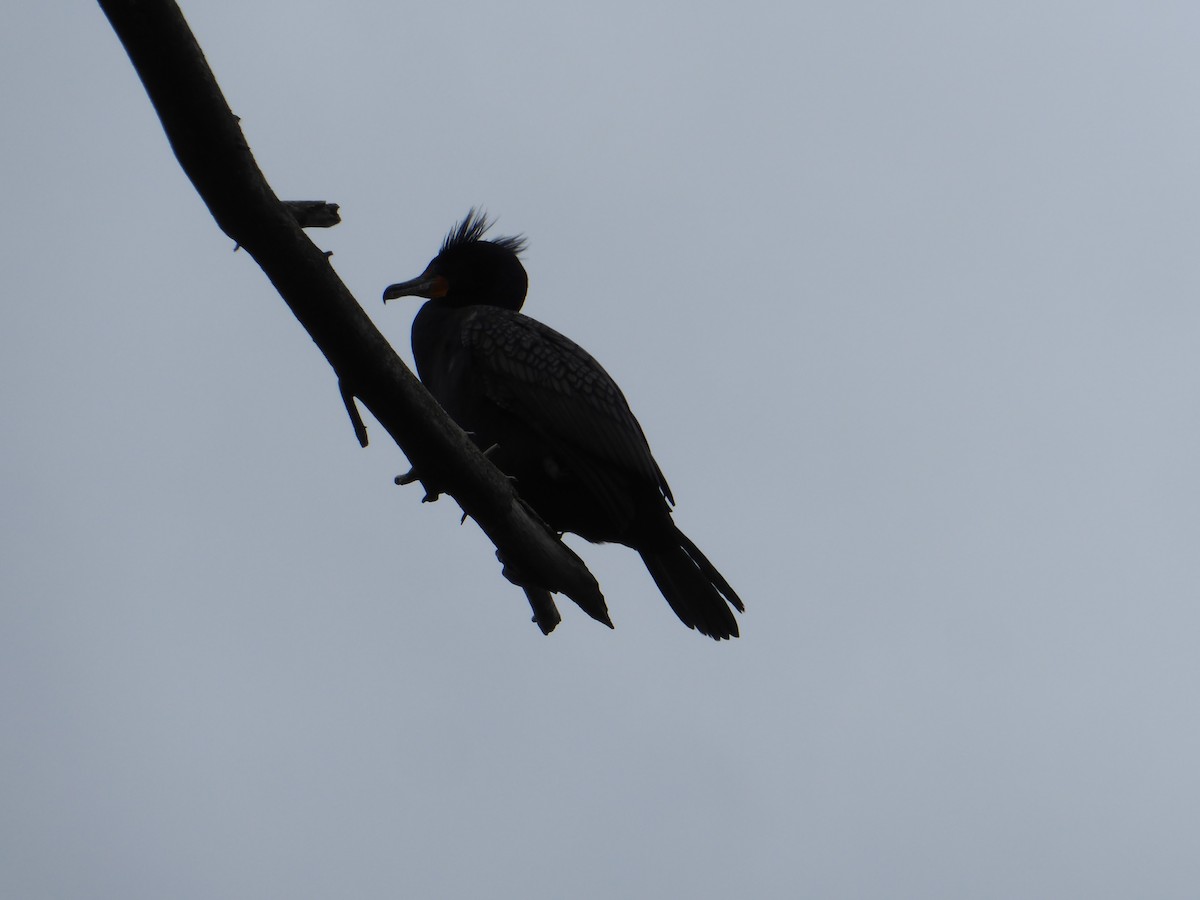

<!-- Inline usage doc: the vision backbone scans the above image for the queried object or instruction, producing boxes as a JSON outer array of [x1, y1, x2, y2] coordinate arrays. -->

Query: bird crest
[[441, 208, 527, 256]]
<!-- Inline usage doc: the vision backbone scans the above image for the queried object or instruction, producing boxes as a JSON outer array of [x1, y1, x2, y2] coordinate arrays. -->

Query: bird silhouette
[[384, 211, 743, 639]]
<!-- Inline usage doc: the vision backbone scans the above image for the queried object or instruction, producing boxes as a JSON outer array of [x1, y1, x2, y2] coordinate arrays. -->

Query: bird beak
[[382, 273, 449, 302]]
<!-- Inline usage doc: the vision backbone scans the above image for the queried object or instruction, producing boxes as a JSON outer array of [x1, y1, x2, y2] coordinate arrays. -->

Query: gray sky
[[4, 2, 1200, 897]]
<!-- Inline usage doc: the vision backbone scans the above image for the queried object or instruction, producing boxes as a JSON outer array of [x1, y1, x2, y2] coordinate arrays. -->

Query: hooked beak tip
[[382, 273, 449, 303]]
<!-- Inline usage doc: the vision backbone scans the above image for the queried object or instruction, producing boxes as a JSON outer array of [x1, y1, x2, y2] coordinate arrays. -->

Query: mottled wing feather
[[459, 307, 673, 503]]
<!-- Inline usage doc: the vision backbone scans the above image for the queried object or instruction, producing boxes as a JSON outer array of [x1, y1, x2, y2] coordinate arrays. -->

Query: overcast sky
[[4, 2, 1200, 898]]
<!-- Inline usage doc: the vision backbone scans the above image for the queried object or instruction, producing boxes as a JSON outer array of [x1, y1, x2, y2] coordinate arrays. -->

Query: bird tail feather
[[639, 528, 743, 640]]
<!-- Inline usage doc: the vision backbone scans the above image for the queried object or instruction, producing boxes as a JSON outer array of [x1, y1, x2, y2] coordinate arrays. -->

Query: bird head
[[383, 209, 529, 311]]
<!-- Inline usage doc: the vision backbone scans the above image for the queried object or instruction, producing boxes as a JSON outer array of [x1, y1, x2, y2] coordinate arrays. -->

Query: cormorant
[[383, 211, 743, 639]]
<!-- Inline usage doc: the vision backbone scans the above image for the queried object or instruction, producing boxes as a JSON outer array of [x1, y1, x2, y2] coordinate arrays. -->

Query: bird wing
[[458, 306, 674, 505]]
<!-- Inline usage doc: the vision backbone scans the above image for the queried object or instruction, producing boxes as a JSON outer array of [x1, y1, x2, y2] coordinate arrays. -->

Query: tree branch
[[97, 0, 606, 628], [282, 201, 341, 229]]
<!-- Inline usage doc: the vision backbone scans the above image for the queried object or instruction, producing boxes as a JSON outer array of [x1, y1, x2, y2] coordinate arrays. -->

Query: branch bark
[[97, 0, 606, 627]]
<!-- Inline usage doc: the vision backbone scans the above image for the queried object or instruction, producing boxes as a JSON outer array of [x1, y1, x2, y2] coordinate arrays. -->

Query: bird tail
[[639, 527, 744, 640]]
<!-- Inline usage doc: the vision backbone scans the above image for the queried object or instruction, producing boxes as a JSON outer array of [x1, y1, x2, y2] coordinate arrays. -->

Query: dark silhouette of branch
[[283, 201, 341, 229], [97, 0, 606, 630]]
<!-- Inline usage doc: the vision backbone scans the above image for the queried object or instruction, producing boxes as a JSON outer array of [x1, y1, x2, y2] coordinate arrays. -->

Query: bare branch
[[338, 379, 369, 448], [283, 201, 341, 229], [97, 0, 606, 623]]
